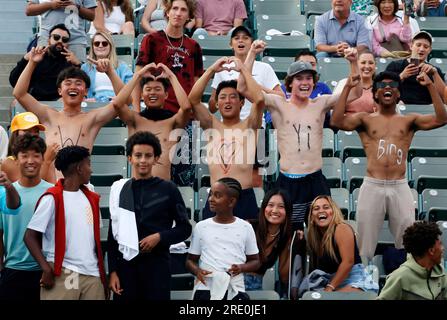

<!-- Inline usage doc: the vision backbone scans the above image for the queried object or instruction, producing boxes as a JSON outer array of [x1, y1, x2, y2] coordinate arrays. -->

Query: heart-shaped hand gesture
[[227, 57, 243, 72], [153, 63, 174, 80]]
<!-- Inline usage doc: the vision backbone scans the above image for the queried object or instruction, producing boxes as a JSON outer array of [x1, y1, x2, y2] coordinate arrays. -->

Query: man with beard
[[331, 71, 447, 261], [9, 24, 80, 101], [113, 63, 192, 180]]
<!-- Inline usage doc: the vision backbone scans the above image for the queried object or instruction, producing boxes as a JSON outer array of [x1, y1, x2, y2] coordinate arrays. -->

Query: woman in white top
[[90, 0, 135, 36], [140, 0, 167, 33]]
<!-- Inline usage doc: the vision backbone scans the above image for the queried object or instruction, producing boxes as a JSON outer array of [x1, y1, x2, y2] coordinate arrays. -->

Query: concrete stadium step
[[0, 63, 17, 74], [2, 0, 27, 8], [0, 86, 13, 97], [0, 32, 33, 42], [0, 43, 29, 55], [0, 97, 14, 110], [0, 20, 34, 32], [0, 55, 23, 64], [0, 75, 12, 87]]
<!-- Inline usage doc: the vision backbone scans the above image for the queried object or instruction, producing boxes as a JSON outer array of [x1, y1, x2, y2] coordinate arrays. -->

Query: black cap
[[230, 26, 253, 39]]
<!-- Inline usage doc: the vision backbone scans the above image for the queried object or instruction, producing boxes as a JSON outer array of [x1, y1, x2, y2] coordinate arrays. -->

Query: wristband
[[326, 283, 335, 291]]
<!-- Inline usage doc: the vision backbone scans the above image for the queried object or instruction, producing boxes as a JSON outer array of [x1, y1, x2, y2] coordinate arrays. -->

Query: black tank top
[[313, 224, 362, 274]]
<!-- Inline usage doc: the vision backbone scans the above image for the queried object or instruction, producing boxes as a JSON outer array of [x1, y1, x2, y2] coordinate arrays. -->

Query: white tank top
[[95, 71, 114, 92], [104, 6, 126, 34]]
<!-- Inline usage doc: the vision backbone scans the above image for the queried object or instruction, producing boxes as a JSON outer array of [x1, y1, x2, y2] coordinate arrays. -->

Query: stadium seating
[[335, 130, 364, 161], [421, 189, 447, 221], [253, 0, 300, 16], [322, 157, 342, 188], [301, 290, 377, 300], [256, 15, 307, 37], [330, 187, 349, 218], [343, 157, 366, 192]]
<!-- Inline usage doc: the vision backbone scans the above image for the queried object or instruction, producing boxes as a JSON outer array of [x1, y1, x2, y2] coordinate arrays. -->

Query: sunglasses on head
[[376, 81, 399, 89], [93, 41, 109, 47], [51, 34, 69, 43]]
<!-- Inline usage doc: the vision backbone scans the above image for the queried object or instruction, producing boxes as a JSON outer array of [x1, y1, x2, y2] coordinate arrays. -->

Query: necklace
[[363, 85, 372, 90], [164, 30, 184, 49], [268, 230, 280, 237]]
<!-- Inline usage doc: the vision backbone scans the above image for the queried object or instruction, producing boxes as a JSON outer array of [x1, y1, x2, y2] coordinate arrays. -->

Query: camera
[[404, 0, 415, 17]]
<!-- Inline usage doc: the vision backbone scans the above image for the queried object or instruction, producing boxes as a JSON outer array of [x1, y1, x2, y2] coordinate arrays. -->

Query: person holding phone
[[386, 31, 446, 104]]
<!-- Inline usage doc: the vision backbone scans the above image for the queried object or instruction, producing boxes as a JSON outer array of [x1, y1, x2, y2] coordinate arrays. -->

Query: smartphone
[[404, 0, 415, 16], [410, 57, 420, 66]]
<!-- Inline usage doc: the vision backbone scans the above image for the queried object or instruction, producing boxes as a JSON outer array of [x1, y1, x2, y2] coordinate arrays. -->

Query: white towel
[[109, 178, 139, 261], [192, 262, 245, 300]]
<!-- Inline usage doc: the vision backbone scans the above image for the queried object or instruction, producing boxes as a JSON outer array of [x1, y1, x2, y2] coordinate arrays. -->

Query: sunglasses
[[93, 41, 109, 47], [51, 34, 69, 43], [376, 81, 399, 89]]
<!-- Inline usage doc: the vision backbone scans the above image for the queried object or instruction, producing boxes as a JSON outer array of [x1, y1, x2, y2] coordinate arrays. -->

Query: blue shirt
[[0, 180, 53, 270], [314, 10, 371, 55]]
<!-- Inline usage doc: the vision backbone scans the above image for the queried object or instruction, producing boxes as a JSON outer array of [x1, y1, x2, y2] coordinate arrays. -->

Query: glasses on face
[[51, 34, 69, 43], [376, 81, 399, 89], [93, 41, 109, 47]]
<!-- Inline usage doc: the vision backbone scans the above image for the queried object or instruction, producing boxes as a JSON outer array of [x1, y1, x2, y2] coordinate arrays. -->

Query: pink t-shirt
[[346, 88, 375, 114], [196, 0, 247, 33]]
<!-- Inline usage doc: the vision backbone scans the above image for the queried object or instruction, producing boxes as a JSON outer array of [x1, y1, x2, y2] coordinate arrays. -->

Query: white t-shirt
[[211, 61, 280, 121], [189, 217, 259, 272], [27, 190, 100, 276], [95, 71, 114, 92]]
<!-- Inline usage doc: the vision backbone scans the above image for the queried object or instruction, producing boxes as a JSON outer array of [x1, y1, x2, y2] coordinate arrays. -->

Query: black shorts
[[202, 188, 259, 221], [0, 268, 41, 300], [276, 170, 331, 230]]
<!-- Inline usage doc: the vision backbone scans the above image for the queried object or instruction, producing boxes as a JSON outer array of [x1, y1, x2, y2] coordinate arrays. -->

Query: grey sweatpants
[[356, 176, 415, 260]]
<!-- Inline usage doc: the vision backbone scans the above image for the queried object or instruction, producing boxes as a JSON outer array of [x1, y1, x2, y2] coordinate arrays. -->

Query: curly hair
[[164, 0, 196, 20], [11, 133, 47, 158], [126, 131, 162, 157], [54, 145, 90, 174], [403, 221, 442, 258]]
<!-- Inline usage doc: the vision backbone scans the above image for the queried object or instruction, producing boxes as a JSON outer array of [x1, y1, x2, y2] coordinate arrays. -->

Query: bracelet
[[326, 283, 335, 291]]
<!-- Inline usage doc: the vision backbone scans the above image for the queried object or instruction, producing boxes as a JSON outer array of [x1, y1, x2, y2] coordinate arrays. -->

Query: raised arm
[[330, 74, 365, 131], [92, 2, 108, 32], [420, 64, 446, 103], [156, 63, 192, 129], [94, 64, 156, 126], [189, 57, 230, 129], [413, 72, 447, 131], [12, 47, 51, 123], [324, 224, 356, 291], [235, 58, 264, 129]]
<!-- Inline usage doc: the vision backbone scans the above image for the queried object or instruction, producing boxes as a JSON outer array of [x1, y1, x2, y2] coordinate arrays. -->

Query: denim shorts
[[244, 273, 263, 291], [337, 263, 379, 292]]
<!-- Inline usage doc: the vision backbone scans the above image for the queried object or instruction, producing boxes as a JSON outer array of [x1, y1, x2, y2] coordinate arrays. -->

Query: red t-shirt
[[136, 30, 204, 113]]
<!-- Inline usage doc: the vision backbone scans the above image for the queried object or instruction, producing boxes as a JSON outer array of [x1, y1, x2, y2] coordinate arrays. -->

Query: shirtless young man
[[188, 57, 264, 220], [331, 71, 447, 260], [12, 46, 153, 177], [255, 49, 362, 230], [114, 63, 191, 180]]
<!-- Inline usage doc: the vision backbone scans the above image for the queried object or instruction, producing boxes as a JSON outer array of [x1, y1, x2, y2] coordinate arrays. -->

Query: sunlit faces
[[358, 53, 375, 79], [290, 72, 315, 98], [208, 182, 234, 213], [410, 39, 431, 61], [375, 79, 400, 105], [332, 0, 352, 13], [128, 144, 158, 179], [166, 0, 190, 28], [49, 28, 70, 52], [311, 197, 334, 228], [230, 32, 252, 56], [77, 157, 92, 185], [217, 87, 244, 118], [430, 238, 444, 265], [58, 78, 87, 102], [142, 81, 168, 109], [297, 55, 317, 71], [92, 34, 111, 59], [264, 194, 286, 226], [17, 149, 44, 178], [379, 0, 396, 17]]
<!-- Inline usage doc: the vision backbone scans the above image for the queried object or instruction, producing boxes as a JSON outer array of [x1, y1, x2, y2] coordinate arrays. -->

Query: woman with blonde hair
[[81, 31, 133, 102], [305, 195, 378, 293]]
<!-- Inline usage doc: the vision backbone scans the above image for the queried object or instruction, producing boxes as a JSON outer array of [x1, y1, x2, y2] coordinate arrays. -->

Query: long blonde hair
[[88, 31, 119, 69], [307, 195, 345, 265]]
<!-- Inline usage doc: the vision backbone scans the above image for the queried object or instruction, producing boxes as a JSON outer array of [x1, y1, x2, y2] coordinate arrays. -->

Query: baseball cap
[[10, 112, 46, 133], [230, 26, 253, 39], [287, 61, 317, 77], [412, 31, 433, 45]]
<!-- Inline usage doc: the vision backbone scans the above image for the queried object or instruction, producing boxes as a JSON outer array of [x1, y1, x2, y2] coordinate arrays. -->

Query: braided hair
[[217, 177, 242, 200]]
